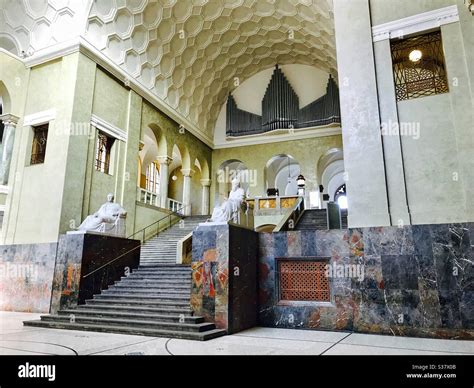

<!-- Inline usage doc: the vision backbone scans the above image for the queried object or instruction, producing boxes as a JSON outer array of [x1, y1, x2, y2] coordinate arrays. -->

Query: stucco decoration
[[0, 0, 337, 140], [0, 0, 91, 56], [85, 0, 337, 137]]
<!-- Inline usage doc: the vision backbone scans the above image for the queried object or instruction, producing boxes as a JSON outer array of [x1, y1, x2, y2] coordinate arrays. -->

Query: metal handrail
[[81, 204, 188, 279], [128, 204, 186, 242]]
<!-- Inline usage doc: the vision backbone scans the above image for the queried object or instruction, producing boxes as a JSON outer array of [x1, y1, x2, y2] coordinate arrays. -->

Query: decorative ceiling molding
[[84, 0, 337, 138], [372, 5, 459, 42], [0, 0, 92, 56], [91, 114, 127, 142], [1, 1, 337, 144]]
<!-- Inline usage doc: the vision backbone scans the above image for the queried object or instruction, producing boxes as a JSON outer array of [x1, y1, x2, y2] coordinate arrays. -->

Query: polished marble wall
[[259, 223, 474, 339], [50, 233, 140, 313], [0, 242, 57, 312], [191, 223, 258, 333]]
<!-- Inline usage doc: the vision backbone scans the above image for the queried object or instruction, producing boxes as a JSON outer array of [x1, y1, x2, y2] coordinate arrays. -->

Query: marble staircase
[[295, 209, 348, 230], [24, 216, 226, 341]]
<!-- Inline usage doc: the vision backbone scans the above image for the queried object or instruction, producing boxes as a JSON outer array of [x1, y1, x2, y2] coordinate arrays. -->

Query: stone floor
[[1, 312, 473, 355]]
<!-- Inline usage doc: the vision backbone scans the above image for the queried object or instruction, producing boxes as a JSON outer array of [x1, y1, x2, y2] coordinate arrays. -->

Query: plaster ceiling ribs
[[0, 0, 88, 56], [35, 0, 337, 140]]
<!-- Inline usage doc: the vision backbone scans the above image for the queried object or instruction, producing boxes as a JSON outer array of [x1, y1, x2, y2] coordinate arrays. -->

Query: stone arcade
[[0, 0, 472, 343]]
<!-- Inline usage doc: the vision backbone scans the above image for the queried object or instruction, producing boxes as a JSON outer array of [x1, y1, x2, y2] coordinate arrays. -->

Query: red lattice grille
[[279, 260, 330, 302]]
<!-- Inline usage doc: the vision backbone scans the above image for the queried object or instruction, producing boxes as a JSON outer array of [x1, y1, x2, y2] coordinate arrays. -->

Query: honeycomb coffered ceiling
[[0, 0, 337, 142], [85, 0, 337, 140]]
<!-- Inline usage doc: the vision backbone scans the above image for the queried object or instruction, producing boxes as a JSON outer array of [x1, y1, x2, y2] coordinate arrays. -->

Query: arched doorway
[[317, 148, 345, 209], [264, 154, 300, 196]]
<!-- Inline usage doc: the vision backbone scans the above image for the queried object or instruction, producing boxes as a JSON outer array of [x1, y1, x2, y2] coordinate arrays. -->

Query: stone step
[[132, 270, 190, 275], [39, 315, 214, 332], [121, 277, 191, 283], [94, 294, 189, 302], [103, 288, 190, 296], [129, 271, 191, 277], [58, 309, 203, 323], [116, 282, 191, 288], [135, 264, 190, 269], [23, 320, 226, 341], [86, 298, 190, 308], [77, 303, 194, 315], [133, 266, 190, 269], [114, 281, 191, 288]]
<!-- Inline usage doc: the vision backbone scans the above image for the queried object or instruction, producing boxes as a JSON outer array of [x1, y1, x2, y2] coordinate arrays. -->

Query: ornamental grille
[[279, 260, 330, 302], [390, 30, 449, 102]]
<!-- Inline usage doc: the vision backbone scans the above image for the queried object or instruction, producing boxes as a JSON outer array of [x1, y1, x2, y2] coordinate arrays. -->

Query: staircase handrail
[[82, 205, 187, 280], [273, 196, 305, 232]]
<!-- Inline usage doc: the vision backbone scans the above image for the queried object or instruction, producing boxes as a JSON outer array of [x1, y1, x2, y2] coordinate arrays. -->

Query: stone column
[[200, 178, 211, 215], [0, 114, 19, 185], [181, 168, 194, 216], [333, 0, 390, 227], [157, 155, 172, 209]]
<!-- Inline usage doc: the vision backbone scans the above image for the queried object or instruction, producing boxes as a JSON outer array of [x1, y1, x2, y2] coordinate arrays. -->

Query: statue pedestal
[[50, 232, 140, 313], [190, 223, 258, 334]]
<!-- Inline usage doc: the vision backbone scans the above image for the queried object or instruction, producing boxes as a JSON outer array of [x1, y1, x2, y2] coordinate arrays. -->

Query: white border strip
[[23, 109, 56, 126], [0, 185, 8, 194], [90, 114, 127, 142], [372, 5, 459, 42]]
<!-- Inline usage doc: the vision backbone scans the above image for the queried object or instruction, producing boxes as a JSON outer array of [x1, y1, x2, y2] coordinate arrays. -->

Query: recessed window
[[30, 124, 49, 165], [95, 131, 115, 174], [390, 30, 449, 101], [278, 259, 330, 302]]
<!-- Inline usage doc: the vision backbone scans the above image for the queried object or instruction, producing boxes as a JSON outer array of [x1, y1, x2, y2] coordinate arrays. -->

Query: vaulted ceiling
[[86, 0, 337, 140], [0, 0, 337, 143]]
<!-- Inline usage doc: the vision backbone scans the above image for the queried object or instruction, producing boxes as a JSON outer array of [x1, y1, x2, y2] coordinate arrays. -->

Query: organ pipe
[[226, 66, 341, 137]]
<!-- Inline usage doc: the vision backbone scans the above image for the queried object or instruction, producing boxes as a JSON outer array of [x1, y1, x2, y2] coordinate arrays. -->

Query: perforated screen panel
[[279, 260, 330, 302]]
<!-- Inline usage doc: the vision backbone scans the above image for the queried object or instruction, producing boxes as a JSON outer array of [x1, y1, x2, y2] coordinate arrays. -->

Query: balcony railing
[[137, 187, 160, 207], [168, 198, 184, 214], [137, 187, 186, 215]]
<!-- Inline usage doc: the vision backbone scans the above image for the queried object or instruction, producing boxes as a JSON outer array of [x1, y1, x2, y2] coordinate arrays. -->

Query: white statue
[[78, 193, 127, 237], [211, 176, 245, 223]]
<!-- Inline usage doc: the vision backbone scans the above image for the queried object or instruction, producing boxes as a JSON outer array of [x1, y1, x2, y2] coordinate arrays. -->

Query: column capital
[[181, 168, 194, 177], [156, 155, 172, 165], [200, 178, 211, 187], [0, 114, 19, 126]]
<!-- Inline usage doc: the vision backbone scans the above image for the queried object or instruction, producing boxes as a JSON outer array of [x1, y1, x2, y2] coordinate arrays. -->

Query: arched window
[[146, 162, 160, 193], [334, 184, 347, 209]]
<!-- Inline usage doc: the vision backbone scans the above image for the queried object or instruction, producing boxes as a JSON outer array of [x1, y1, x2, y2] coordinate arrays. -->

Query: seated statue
[[211, 176, 245, 223], [78, 193, 127, 237]]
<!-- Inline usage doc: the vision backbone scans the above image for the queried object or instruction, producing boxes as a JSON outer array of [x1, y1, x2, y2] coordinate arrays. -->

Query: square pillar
[[190, 223, 258, 334]]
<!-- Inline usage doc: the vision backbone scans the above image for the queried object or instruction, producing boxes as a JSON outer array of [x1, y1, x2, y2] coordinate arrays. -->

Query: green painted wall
[[140, 101, 212, 175], [4, 55, 82, 243]]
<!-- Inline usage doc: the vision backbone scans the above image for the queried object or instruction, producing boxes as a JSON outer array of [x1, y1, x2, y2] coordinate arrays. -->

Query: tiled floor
[[1, 312, 473, 356]]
